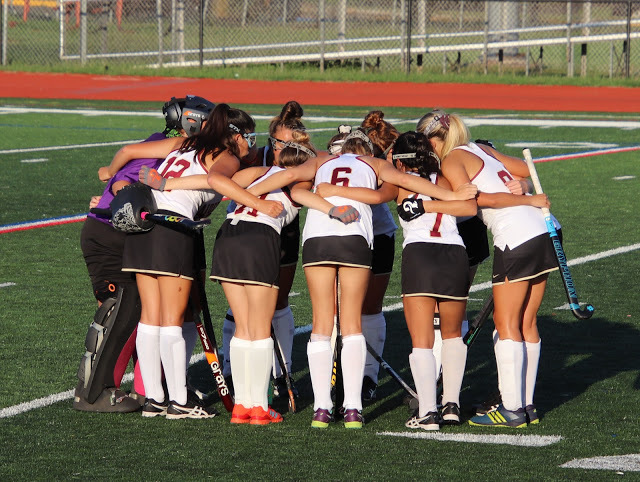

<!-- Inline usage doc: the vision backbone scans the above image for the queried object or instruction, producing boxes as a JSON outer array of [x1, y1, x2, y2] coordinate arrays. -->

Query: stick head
[[571, 303, 595, 320]]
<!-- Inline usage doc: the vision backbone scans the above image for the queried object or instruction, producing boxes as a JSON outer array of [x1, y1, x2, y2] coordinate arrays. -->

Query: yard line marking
[[0, 140, 143, 155], [0, 214, 87, 234], [20, 158, 48, 163], [1, 241, 638, 419], [1, 282, 16, 288], [561, 454, 640, 472], [613, 175, 636, 181], [378, 431, 563, 447], [523, 145, 640, 163]]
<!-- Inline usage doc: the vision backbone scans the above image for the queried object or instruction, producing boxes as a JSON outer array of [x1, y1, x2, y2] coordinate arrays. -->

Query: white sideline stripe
[[561, 454, 640, 472], [378, 431, 563, 447], [613, 175, 636, 181], [20, 158, 48, 163], [0, 140, 144, 155], [1, 241, 638, 419], [0, 282, 16, 288]]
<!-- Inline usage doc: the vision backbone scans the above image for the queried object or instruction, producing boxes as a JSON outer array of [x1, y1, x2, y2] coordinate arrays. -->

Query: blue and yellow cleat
[[525, 404, 539, 425], [468, 404, 527, 428]]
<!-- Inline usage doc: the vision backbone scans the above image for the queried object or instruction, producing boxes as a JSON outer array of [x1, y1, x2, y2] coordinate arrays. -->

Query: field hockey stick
[[365, 340, 418, 400], [90, 208, 211, 230], [331, 274, 344, 411], [434, 294, 494, 398], [270, 327, 297, 413], [523, 148, 595, 320], [192, 230, 234, 412]]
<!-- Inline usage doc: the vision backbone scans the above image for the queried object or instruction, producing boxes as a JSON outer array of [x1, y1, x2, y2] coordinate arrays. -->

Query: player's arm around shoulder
[[422, 175, 477, 217], [247, 156, 321, 197]]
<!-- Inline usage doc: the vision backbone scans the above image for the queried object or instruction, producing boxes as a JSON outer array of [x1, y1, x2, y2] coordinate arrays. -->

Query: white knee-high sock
[[159, 325, 187, 405], [182, 320, 198, 367], [222, 309, 235, 378], [250, 338, 274, 410], [524, 340, 541, 407], [494, 338, 524, 411], [409, 348, 437, 417], [432, 316, 442, 379], [230, 336, 251, 407], [271, 306, 295, 377], [361, 312, 386, 383], [136, 323, 164, 402], [341, 334, 366, 411], [307, 336, 333, 411], [493, 329, 502, 394], [441, 337, 468, 407]]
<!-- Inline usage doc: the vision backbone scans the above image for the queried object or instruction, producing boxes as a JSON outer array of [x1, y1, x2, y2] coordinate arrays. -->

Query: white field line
[[561, 454, 640, 472], [377, 431, 563, 447], [1, 240, 638, 420]]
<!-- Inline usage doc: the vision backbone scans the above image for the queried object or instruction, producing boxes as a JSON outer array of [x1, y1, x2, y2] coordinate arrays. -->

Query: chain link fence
[[2, 0, 639, 78]]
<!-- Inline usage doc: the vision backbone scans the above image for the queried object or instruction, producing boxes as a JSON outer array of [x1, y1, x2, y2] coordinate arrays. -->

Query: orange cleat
[[230, 404, 251, 424], [250, 405, 283, 425]]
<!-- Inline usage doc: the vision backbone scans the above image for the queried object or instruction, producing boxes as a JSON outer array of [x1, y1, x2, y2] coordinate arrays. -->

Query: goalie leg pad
[[76, 284, 141, 403]]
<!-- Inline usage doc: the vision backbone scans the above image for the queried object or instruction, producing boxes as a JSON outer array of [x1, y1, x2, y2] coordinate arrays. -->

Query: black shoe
[[73, 387, 140, 413], [273, 375, 298, 399], [441, 402, 461, 425], [473, 392, 502, 416], [142, 398, 168, 418], [361, 375, 378, 403], [166, 399, 219, 419], [405, 409, 440, 431]]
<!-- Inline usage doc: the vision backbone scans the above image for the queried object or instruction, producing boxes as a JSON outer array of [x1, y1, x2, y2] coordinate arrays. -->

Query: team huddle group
[[74, 95, 558, 430]]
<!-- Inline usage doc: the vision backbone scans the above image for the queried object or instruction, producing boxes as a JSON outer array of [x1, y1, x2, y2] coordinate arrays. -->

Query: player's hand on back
[[257, 199, 284, 218], [454, 182, 478, 200], [139, 166, 167, 191], [329, 205, 360, 224]]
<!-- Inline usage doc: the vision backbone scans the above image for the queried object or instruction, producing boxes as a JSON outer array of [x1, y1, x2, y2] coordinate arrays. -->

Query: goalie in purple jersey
[[74, 95, 214, 413]]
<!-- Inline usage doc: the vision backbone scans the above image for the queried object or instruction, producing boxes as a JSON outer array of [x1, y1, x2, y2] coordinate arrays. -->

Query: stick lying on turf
[[523, 148, 595, 320]]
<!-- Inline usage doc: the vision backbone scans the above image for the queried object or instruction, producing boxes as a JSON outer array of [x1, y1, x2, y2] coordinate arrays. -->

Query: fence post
[[319, 0, 325, 72], [626, 0, 631, 78], [199, 0, 204, 67], [566, 1, 573, 77], [338, 0, 346, 54], [80, 0, 88, 65], [2, 0, 8, 65], [405, 0, 413, 75], [483, 1, 489, 75], [580, 43, 587, 77], [156, 0, 163, 67]]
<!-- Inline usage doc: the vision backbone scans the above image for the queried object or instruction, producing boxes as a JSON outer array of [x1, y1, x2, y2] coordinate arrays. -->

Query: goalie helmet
[[162, 95, 215, 137]]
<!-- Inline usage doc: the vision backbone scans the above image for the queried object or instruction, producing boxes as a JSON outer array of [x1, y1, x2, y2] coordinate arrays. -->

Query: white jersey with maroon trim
[[455, 142, 547, 250], [302, 153, 376, 248], [227, 166, 301, 234], [152, 149, 223, 219], [399, 172, 464, 249]]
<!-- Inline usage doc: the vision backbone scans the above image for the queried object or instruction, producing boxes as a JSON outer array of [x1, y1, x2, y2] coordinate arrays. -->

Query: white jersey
[[152, 149, 223, 219], [455, 143, 547, 250], [372, 202, 397, 237], [302, 153, 376, 248], [399, 172, 464, 249], [227, 166, 301, 234]]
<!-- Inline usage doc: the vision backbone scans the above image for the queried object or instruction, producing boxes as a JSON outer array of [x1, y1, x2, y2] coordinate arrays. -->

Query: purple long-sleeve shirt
[[89, 132, 167, 225]]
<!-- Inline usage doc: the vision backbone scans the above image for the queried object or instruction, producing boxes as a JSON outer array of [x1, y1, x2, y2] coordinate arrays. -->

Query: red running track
[[1, 71, 639, 112]]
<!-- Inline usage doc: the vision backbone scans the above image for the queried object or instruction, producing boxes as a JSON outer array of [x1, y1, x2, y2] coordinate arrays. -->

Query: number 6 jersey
[[302, 153, 377, 248]]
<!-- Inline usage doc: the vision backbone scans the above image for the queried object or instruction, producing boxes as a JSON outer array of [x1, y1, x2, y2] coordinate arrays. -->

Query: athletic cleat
[[249, 406, 283, 425], [525, 404, 539, 425], [406, 410, 440, 431], [440, 402, 461, 425], [361, 376, 378, 403], [311, 408, 334, 428], [230, 404, 251, 424], [165, 399, 219, 420], [468, 404, 527, 428], [343, 409, 364, 429], [142, 398, 168, 418], [272, 376, 299, 399], [473, 392, 502, 416], [73, 387, 140, 413]]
